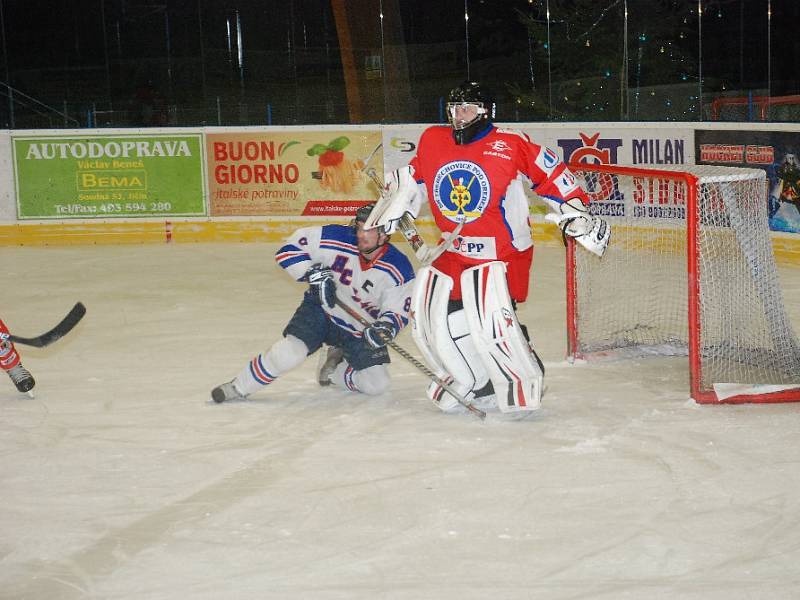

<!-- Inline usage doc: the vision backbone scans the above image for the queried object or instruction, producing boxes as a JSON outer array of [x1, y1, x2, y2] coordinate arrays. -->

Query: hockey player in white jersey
[[211, 204, 415, 403]]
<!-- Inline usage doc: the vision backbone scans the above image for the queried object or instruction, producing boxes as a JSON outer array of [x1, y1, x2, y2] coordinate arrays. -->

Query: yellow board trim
[[1, 219, 798, 266]]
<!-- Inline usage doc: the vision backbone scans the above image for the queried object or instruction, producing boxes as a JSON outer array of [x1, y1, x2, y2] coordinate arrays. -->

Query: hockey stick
[[398, 214, 463, 267], [3, 302, 86, 348], [363, 167, 463, 267], [334, 297, 486, 421]]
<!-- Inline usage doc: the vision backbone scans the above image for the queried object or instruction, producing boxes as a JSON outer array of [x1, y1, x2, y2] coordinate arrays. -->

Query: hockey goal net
[[710, 94, 800, 122], [566, 163, 800, 404]]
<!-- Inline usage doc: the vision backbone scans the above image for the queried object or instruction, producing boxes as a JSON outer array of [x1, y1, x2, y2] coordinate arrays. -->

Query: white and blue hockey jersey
[[275, 224, 415, 339]]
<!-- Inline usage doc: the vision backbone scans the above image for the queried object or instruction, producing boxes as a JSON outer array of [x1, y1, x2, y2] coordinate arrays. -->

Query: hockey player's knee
[[269, 335, 310, 373], [354, 365, 390, 396]]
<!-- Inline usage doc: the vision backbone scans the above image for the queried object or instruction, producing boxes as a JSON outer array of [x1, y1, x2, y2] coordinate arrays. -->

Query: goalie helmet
[[446, 81, 496, 145]]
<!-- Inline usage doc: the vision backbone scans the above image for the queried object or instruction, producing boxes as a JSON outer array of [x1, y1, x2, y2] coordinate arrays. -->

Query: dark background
[[0, 0, 797, 128]]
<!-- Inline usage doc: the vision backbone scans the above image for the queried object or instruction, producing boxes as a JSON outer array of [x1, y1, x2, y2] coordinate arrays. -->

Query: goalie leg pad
[[461, 261, 544, 412], [426, 376, 476, 413], [423, 311, 489, 412], [412, 266, 487, 411]]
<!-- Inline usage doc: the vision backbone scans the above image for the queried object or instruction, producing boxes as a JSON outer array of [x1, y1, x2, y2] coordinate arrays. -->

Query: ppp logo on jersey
[[432, 161, 491, 224]]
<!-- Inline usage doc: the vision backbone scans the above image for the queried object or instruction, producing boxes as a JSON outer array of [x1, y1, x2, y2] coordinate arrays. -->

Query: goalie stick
[[334, 297, 486, 421], [363, 167, 463, 267], [2, 302, 86, 348]]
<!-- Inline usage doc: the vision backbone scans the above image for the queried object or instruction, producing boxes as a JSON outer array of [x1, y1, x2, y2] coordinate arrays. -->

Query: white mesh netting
[[570, 164, 800, 398]]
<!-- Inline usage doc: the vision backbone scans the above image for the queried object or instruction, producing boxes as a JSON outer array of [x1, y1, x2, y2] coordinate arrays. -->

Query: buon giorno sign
[[212, 140, 299, 185]]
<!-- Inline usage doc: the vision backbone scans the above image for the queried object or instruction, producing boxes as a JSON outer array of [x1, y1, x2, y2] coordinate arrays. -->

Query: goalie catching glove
[[363, 320, 396, 349], [545, 198, 611, 257], [306, 264, 336, 309]]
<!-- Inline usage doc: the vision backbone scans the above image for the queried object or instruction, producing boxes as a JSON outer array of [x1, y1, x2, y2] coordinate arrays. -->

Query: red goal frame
[[566, 162, 800, 404]]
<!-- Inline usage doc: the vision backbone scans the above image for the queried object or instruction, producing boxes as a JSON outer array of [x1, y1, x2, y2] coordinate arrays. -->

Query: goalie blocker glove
[[545, 199, 611, 257], [363, 320, 396, 349], [306, 264, 336, 309]]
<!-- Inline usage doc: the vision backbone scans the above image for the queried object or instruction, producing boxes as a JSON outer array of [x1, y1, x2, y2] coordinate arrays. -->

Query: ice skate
[[7, 363, 35, 396], [211, 380, 247, 403], [316, 345, 344, 386]]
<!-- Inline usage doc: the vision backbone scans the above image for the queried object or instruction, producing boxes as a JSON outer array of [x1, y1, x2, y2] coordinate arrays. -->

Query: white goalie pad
[[411, 266, 488, 412], [363, 165, 422, 235], [461, 261, 544, 412]]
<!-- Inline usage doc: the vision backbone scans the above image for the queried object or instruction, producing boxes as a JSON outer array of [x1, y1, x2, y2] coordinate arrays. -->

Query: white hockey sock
[[329, 362, 390, 395], [234, 335, 309, 396]]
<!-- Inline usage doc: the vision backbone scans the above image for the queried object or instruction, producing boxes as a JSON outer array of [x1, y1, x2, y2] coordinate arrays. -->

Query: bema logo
[[78, 170, 146, 191], [557, 132, 623, 164]]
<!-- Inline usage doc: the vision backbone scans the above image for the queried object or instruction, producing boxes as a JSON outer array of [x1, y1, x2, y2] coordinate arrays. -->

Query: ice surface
[[2, 242, 800, 599]]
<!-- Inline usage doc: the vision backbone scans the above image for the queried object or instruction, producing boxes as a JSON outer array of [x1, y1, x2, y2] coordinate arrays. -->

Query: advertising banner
[[382, 124, 694, 177], [13, 134, 205, 219], [696, 129, 800, 234], [519, 126, 694, 167], [207, 129, 383, 217], [0, 131, 14, 222]]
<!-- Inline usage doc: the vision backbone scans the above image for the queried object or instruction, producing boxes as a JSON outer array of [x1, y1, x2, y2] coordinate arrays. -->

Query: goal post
[[566, 162, 800, 404]]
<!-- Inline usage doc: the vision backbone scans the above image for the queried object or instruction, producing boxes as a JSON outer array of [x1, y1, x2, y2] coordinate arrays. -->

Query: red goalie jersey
[[408, 124, 588, 301]]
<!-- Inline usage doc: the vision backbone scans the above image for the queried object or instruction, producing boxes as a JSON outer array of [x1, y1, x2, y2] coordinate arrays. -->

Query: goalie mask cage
[[566, 163, 800, 404]]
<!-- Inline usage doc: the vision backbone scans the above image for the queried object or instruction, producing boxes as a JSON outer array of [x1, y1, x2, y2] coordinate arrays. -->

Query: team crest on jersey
[[432, 161, 491, 224]]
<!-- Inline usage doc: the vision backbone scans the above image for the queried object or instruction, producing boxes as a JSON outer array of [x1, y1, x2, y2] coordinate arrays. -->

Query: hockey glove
[[306, 264, 336, 309], [363, 320, 396, 349], [546, 200, 611, 257]]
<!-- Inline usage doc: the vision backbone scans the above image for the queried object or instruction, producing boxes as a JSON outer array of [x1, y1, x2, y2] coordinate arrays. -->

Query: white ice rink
[[2, 241, 800, 599]]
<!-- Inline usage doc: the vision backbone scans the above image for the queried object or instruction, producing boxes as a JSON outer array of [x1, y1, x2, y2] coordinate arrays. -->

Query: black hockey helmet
[[446, 80, 496, 145]]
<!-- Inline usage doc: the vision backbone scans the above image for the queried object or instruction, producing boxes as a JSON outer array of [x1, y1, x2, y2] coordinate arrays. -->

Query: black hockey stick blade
[[7, 302, 87, 348]]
